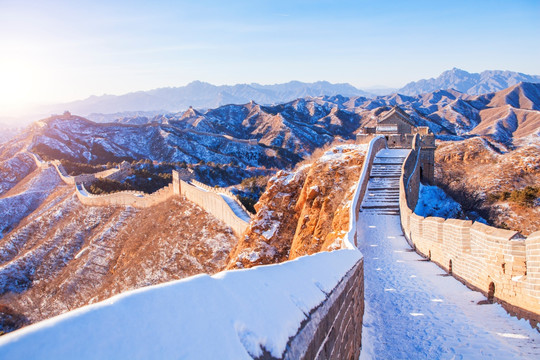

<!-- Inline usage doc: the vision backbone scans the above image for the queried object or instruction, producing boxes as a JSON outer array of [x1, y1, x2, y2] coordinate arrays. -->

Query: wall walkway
[[400, 135, 540, 323], [356, 147, 539, 357]]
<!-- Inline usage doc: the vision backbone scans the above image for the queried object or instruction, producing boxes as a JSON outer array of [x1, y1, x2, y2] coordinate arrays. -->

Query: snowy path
[[357, 149, 540, 359], [220, 194, 251, 222]]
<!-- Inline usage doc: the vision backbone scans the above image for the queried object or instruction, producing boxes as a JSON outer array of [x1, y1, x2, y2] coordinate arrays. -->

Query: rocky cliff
[[227, 144, 366, 269]]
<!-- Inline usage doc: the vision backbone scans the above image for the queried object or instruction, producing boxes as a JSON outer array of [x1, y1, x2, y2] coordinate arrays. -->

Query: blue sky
[[0, 0, 539, 114]]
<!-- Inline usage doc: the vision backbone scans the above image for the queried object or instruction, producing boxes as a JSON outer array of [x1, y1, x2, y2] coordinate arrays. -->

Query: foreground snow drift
[[0, 249, 360, 359]]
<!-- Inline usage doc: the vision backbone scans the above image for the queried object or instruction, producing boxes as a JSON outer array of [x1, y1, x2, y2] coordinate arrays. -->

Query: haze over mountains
[[399, 68, 540, 96], [3, 82, 538, 182], [44, 81, 370, 118], [31, 69, 540, 120]]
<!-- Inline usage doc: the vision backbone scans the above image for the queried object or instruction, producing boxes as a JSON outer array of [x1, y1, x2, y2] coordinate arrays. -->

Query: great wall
[[29, 150, 252, 236], [5, 137, 376, 359], [4, 132, 538, 358], [400, 134, 540, 324]]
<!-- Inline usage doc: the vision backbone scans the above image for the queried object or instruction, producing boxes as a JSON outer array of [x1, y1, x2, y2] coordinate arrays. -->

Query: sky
[[0, 0, 539, 116]]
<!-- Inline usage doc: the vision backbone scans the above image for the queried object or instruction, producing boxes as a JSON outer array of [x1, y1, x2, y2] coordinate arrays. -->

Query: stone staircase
[[360, 149, 408, 216]]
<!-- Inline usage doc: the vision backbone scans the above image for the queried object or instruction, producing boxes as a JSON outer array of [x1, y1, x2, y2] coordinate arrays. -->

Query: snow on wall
[[0, 137, 391, 359], [400, 136, 540, 323], [0, 249, 361, 359], [177, 179, 250, 236], [348, 136, 386, 247]]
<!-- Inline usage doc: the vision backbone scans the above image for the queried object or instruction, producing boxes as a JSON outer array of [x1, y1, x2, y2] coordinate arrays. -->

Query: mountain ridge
[[43, 80, 372, 117], [399, 68, 540, 96], [8, 69, 540, 126]]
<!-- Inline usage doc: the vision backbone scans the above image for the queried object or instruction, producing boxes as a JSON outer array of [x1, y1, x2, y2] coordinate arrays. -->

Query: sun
[[0, 58, 44, 115]]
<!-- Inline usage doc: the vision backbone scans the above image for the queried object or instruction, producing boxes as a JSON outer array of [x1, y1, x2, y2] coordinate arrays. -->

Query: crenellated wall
[[175, 178, 250, 236], [189, 179, 253, 219], [0, 137, 383, 359], [400, 136, 540, 323], [75, 182, 175, 208]]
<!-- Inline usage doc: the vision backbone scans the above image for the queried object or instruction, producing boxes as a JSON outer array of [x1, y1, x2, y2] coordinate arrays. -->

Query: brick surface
[[400, 149, 540, 322]]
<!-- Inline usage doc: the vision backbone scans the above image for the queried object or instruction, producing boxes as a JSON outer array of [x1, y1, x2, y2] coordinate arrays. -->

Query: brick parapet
[[284, 258, 364, 360], [399, 143, 540, 324], [75, 182, 174, 208], [190, 179, 252, 219], [178, 179, 249, 236]]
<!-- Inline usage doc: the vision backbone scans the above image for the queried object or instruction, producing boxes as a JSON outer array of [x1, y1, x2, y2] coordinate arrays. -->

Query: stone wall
[[175, 178, 249, 236], [50, 160, 130, 186], [189, 179, 252, 219], [75, 183, 175, 208], [400, 137, 540, 323], [284, 258, 364, 360]]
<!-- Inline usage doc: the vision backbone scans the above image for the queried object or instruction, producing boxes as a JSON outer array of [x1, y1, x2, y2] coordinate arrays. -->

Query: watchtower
[[356, 105, 436, 183]]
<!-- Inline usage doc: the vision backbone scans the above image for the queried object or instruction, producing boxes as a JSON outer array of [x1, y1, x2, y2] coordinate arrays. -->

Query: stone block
[[444, 219, 473, 253]]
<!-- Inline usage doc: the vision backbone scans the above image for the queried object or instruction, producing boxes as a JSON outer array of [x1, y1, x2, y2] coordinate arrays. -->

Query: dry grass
[[435, 137, 540, 234]]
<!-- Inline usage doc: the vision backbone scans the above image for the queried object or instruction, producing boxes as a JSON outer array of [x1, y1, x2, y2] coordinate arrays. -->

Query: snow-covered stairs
[[360, 149, 409, 216]]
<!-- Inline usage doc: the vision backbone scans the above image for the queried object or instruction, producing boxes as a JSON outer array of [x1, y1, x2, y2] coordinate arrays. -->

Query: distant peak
[[186, 80, 213, 87]]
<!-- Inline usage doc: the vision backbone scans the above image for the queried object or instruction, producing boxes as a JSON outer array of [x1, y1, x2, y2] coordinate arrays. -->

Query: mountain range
[[1, 81, 539, 334], [43, 81, 370, 117], [399, 68, 540, 96], [2, 82, 538, 183], [35, 69, 540, 119]]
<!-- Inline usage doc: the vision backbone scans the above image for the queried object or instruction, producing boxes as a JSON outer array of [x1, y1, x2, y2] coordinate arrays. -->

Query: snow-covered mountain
[[4, 82, 537, 180], [399, 68, 540, 96], [1, 81, 539, 334], [4, 100, 362, 173], [44, 81, 372, 116]]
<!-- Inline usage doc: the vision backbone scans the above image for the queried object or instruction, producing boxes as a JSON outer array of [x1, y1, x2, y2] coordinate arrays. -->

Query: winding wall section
[[0, 138, 389, 359]]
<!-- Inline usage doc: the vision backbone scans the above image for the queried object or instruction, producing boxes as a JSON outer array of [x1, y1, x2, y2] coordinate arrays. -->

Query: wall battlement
[[400, 136, 540, 323], [174, 178, 249, 236], [189, 179, 253, 219], [75, 182, 175, 208]]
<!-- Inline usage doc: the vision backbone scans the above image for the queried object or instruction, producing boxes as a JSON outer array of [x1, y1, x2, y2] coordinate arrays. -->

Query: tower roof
[[378, 106, 414, 125]]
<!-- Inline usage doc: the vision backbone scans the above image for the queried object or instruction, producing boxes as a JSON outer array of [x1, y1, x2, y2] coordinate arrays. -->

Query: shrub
[[509, 186, 539, 207], [486, 187, 539, 207], [88, 179, 133, 195], [238, 195, 257, 214]]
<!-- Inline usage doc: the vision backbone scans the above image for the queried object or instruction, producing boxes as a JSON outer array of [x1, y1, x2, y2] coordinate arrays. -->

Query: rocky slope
[[435, 137, 540, 234], [399, 68, 540, 96], [0, 177, 236, 333], [227, 144, 366, 269]]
